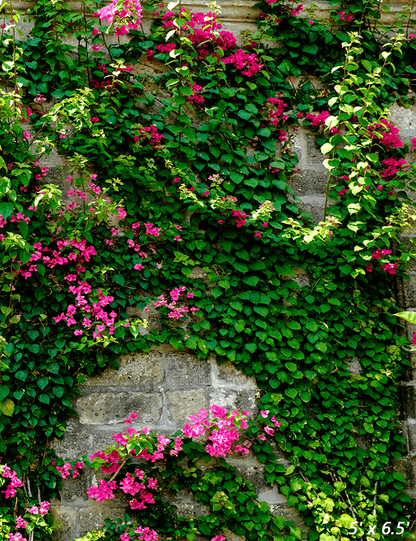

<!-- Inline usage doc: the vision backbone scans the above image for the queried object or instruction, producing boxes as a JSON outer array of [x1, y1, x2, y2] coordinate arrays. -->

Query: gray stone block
[[403, 418, 416, 455], [58, 470, 90, 504], [399, 383, 416, 421], [82, 351, 164, 390], [167, 491, 209, 518], [78, 503, 128, 537], [347, 357, 362, 375], [167, 389, 208, 420], [305, 134, 327, 168], [76, 392, 163, 424], [388, 103, 416, 132], [163, 353, 211, 390], [402, 274, 416, 307], [53, 420, 94, 461], [50, 502, 78, 541], [208, 388, 258, 416], [290, 194, 328, 224], [288, 169, 329, 197], [216, 361, 256, 386], [392, 457, 416, 487]]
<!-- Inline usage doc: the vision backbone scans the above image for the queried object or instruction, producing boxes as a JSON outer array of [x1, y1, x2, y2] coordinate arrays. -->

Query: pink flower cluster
[[221, 49, 263, 77], [381, 262, 398, 274], [366, 248, 399, 274], [337, 10, 354, 22], [366, 119, 403, 149], [8, 533, 27, 541], [154, 286, 198, 319], [27, 501, 50, 515], [87, 454, 159, 509], [54, 283, 119, 339], [267, 96, 288, 127], [56, 461, 84, 479], [13, 237, 97, 280], [160, 10, 237, 58], [184, 405, 251, 457], [186, 82, 205, 104], [133, 125, 164, 149], [34, 93, 46, 103], [380, 157, 409, 179], [120, 526, 158, 541], [258, 410, 282, 439], [230, 208, 249, 228], [93, 0, 143, 36], [10, 212, 30, 225], [305, 110, 330, 127], [86, 479, 118, 502], [1, 464, 23, 498], [372, 248, 392, 260]]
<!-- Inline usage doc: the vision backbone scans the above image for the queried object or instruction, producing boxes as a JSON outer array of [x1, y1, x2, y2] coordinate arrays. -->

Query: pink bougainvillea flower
[[15, 517, 28, 529], [92, 44, 103, 52], [260, 410, 269, 418], [23, 131, 31, 140]]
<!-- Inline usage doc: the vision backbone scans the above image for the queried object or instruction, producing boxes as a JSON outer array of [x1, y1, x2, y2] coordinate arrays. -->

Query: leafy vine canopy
[[1, 0, 416, 540]]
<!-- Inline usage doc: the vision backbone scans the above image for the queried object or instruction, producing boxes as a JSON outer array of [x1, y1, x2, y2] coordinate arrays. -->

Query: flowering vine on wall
[[0, 0, 416, 539]]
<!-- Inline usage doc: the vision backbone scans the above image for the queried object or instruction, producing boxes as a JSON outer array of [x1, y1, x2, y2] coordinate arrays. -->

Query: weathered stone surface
[[163, 353, 211, 390], [288, 169, 328, 197], [257, 488, 288, 505], [292, 194, 327, 223], [78, 503, 129, 537], [389, 103, 416, 132], [76, 392, 163, 424], [347, 357, 362, 375], [53, 420, 94, 461], [208, 388, 258, 416], [167, 389, 207, 420], [167, 491, 210, 518], [82, 352, 164, 388], [403, 418, 416, 455], [58, 470, 91, 503], [216, 361, 257, 386], [392, 457, 416, 487], [50, 503, 78, 541], [305, 134, 327, 168], [402, 274, 416, 307], [126, 304, 162, 333]]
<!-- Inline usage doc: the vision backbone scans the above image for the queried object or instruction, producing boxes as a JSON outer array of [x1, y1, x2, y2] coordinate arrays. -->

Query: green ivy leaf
[[0, 398, 14, 417]]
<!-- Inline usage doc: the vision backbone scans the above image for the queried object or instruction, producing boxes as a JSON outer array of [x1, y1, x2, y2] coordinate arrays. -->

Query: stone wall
[[46, 104, 416, 540], [51, 347, 308, 540], [6, 0, 416, 538]]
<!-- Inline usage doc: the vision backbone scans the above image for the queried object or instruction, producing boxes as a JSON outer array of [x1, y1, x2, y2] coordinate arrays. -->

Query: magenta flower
[[23, 131, 31, 140], [260, 410, 269, 418]]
